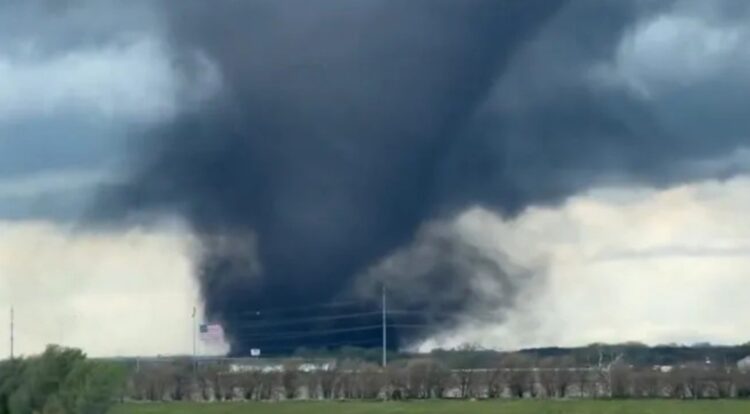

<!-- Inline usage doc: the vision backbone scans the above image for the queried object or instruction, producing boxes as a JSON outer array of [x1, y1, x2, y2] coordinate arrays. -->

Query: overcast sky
[[1, 0, 749, 356]]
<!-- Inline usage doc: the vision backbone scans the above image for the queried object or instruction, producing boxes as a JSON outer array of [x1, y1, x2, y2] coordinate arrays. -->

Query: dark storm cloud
[[356, 220, 530, 326], [0, 119, 118, 221], [437, 0, 750, 214], [632, 0, 750, 160], [101, 0, 567, 352], [97, 0, 750, 353], [0, 0, 188, 221], [0, 0, 159, 222]]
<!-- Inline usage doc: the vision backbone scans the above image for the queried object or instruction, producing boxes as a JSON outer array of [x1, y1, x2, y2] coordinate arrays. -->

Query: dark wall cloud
[[95, 0, 750, 354]]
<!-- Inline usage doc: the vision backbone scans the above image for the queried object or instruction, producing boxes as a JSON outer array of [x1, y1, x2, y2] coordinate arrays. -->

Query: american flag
[[199, 323, 224, 343]]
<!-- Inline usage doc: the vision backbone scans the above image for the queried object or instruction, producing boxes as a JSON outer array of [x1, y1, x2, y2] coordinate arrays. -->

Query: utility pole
[[381, 285, 387, 368], [10, 306, 14, 360]]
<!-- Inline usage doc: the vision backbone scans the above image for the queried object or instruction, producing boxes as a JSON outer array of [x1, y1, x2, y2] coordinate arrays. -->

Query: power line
[[206, 296, 452, 355], [234, 323, 432, 343], [387, 324, 433, 330], [387, 310, 456, 317], [231, 311, 382, 330], [227, 309, 452, 330], [230, 300, 371, 317], [235, 324, 385, 342], [239, 337, 384, 353]]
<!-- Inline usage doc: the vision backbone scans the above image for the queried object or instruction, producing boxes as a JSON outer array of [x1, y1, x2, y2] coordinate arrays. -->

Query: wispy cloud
[[595, 245, 750, 261], [0, 169, 114, 199], [0, 38, 219, 123]]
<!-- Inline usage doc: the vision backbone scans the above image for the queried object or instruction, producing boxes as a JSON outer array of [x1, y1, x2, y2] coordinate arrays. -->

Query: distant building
[[738, 356, 750, 372], [227, 358, 336, 373], [654, 365, 673, 373]]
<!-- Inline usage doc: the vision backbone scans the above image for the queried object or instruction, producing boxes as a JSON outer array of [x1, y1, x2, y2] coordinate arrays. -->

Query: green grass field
[[110, 400, 750, 414]]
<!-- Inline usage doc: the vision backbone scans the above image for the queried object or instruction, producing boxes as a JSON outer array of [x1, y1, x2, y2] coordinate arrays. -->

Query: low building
[[737, 356, 750, 372]]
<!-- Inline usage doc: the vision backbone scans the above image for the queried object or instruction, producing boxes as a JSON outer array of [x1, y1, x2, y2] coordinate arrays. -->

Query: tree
[[385, 365, 407, 400], [257, 371, 278, 401], [42, 395, 65, 414], [662, 369, 682, 399], [484, 366, 506, 399], [555, 357, 575, 398], [503, 353, 534, 399], [302, 372, 320, 400], [609, 361, 632, 398], [705, 365, 735, 399], [166, 359, 191, 401], [59, 361, 126, 414], [235, 371, 263, 400], [0, 359, 27, 414], [406, 359, 438, 399], [537, 358, 560, 398], [673, 362, 710, 399], [336, 360, 361, 399], [280, 363, 300, 400], [7, 386, 31, 414], [317, 365, 339, 400], [0, 345, 125, 414], [454, 369, 480, 399], [425, 362, 451, 399], [571, 368, 592, 398], [631, 368, 662, 398], [357, 364, 384, 399], [736, 371, 750, 398], [131, 363, 172, 402], [27, 346, 87, 411]]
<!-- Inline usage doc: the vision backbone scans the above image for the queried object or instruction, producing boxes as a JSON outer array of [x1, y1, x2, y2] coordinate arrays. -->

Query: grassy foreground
[[110, 400, 750, 414]]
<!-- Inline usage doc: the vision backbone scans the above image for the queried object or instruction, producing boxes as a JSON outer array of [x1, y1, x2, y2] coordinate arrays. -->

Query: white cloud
[[422, 175, 750, 350], [0, 220, 226, 357], [0, 37, 220, 123], [5, 177, 750, 357]]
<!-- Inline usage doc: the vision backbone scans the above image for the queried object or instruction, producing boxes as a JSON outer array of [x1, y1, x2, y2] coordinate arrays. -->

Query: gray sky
[[0, 0, 749, 356]]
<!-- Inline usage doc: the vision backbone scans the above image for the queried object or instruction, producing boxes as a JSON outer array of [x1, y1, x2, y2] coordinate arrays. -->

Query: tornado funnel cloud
[[99, 0, 748, 354]]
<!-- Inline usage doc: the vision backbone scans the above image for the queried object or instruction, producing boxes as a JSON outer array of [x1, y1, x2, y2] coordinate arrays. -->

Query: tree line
[[6, 344, 746, 409], [124, 353, 750, 401], [0, 346, 125, 414]]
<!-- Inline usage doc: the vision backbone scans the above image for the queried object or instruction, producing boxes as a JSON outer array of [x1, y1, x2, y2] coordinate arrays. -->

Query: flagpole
[[192, 306, 197, 376]]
